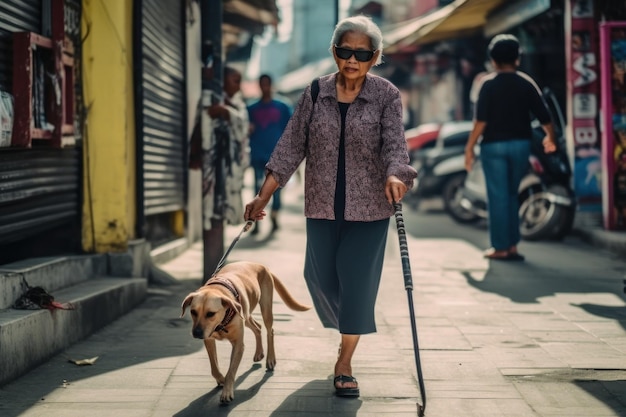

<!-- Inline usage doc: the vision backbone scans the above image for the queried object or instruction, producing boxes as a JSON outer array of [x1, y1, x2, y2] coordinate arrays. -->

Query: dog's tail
[[271, 274, 312, 312]]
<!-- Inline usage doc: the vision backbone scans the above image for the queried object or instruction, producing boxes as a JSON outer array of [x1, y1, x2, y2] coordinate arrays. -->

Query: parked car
[[406, 120, 477, 222]]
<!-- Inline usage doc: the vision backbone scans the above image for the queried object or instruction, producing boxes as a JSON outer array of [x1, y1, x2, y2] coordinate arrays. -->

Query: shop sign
[[599, 22, 626, 230], [567, 0, 602, 210]]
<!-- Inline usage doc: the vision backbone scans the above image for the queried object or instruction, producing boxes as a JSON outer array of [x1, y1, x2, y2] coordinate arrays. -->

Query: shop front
[[133, 0, 187, 247], [0, 0, 82, 264], [598, 8, 626, 230], [565, 0, 626, 230], [384, 0, 563, 128]]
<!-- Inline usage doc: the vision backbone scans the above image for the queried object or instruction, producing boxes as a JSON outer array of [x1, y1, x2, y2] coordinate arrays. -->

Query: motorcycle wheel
[[545, 184, 576, 240], [443, 173, 481, 224], [519, 184, 568, 241]]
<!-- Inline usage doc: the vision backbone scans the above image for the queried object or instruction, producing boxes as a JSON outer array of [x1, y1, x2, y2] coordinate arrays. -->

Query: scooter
[[453, 89, 576, 241], [457, 135, 576, 241]]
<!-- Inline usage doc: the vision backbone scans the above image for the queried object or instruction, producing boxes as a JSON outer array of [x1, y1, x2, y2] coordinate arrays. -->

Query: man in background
[[247, 74, 292, 234]]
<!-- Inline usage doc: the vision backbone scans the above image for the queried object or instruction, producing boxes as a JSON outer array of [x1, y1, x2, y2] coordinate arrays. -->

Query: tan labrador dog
[[181, 261, 311, 403]]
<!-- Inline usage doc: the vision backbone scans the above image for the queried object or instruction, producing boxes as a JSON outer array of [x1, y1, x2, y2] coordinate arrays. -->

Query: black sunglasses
[[334, 45, 375, 62]]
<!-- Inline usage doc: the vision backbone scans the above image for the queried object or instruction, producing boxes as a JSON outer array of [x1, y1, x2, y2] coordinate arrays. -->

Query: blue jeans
[[252, 160, 281, 212], [480, 139, 530, 251]]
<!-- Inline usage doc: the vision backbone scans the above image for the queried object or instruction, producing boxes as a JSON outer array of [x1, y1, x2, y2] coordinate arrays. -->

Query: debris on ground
[[68, 357, 99, 366], [13, 279, 75, 310]]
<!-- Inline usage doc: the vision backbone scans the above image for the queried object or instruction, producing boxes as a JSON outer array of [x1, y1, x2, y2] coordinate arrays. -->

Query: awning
[[383, 16, 427, 46], [275, 57, 336, 94], [385, 0, 506, 53], [223, 0, 279, 35], [221, 0, 279, 58], [484, 0, 550, 38]]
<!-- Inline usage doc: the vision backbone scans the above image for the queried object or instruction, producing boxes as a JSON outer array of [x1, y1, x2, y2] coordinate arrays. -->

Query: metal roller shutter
[[135, 0, 186, 222], [0, 148, 80, 244], [0, 0, 82, 259]]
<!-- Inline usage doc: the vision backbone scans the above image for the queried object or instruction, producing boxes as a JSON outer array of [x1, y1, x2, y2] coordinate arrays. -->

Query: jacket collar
[[317, 72, 376, 103]]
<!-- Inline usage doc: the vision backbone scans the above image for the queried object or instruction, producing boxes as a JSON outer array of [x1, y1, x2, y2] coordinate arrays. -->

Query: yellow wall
[[81, 0, 135, 252]]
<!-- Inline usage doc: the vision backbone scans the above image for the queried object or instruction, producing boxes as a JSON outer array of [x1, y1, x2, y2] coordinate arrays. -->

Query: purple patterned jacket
[[267, 72, 417, 221]]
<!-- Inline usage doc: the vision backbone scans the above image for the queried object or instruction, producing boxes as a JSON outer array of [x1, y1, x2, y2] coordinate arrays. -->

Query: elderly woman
[[245, 15, 416, 397]]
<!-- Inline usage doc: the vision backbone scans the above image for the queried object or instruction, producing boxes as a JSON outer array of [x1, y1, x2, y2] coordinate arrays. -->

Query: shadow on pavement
[[462, 261, 625, 304], [174, 363, 272, 417], [268, 379, 362, 417], [462, 264, 626, 332], [574, 302, 626, 332], [0, 281, 203, 417], [575, 380, 626, 417]]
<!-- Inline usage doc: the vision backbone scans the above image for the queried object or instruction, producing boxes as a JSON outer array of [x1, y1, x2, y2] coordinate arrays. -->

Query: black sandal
[[334, 375, 360, 398]]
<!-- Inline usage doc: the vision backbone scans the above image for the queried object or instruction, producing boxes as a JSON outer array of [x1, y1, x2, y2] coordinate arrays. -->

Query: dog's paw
[[266, 357, 276, 371], [220, 387, 234, 404], [253, 351, 264, 362], [213, 374, 225, 386]]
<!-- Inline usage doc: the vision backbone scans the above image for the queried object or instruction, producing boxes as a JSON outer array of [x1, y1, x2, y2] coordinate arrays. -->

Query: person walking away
[[464, 34, 557, 261], [244, 15, 416, 397], [247, 74, 292, 234]]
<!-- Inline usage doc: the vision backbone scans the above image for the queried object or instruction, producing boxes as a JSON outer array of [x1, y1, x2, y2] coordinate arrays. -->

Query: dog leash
[[210, 220, 255, 277]]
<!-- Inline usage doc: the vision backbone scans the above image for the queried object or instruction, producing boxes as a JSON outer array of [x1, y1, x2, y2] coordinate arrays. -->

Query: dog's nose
[[192, 327, 204, 339]]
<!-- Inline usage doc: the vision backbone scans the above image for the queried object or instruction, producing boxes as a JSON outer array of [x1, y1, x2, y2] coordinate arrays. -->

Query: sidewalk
[[1, 182, 625, 417]]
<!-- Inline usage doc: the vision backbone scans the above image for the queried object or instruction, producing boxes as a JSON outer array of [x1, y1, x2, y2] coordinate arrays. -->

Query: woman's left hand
[[385, 176, 408, 204]]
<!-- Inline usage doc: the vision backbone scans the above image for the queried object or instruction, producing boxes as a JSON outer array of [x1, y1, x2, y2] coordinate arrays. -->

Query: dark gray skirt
[[304, 218, 389, 334]]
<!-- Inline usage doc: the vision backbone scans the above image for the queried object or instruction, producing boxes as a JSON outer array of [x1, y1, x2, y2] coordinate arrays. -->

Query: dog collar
[[206, 277, 240, 333]]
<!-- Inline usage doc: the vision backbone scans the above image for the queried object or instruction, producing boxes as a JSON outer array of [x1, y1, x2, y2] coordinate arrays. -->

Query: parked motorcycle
[[452, 89, 576, 241], [406, 120, 478, 223]]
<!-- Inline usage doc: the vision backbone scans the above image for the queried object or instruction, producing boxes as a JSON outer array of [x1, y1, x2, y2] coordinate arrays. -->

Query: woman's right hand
[[245, 196, 269, 221], [245, 172, 280, 220]]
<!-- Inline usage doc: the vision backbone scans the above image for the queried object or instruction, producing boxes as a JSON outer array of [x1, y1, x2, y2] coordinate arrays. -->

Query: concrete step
[[0, 276, 147, 386], [0, 255, 108, 310]]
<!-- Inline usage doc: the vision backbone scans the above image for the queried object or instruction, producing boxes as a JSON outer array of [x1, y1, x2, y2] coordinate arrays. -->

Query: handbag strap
[[305, 78, 320, 151]]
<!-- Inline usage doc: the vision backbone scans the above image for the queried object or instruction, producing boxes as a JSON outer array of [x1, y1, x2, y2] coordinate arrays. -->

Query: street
[[405, 197, 626, 304], [1, 185, 625, 417], [3, 1, 626, 416]]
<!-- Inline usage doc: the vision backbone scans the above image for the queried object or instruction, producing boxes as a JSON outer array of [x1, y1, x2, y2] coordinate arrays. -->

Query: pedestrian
[[464, 34, 557, 261], [244, 15, 416, 398], [189, 65, 249, 279], [209, 66, 249, 226], [247, 74, 292, 234]]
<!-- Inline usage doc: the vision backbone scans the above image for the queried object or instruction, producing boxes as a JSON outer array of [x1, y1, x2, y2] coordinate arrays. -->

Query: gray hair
[[329, 15, 383, 66]]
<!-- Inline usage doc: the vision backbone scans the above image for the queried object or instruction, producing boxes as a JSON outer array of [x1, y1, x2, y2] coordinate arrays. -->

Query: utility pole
[[200, 0, 224, 283]]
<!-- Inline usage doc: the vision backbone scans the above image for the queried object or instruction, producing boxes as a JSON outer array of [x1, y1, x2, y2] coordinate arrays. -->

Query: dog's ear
[[181, 293, 195, 317], [221, 297, 244, 319]]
